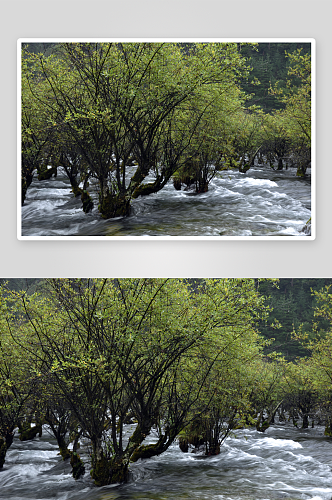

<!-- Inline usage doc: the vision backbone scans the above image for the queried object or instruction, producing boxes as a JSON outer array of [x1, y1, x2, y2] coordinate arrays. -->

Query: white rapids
[[0, 422, 331, 500], [21, 165, 311, 237]]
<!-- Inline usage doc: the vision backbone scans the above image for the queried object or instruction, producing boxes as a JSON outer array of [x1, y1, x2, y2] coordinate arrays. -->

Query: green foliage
[[3, 278, 271, 483], [21, 41, 313, 213]]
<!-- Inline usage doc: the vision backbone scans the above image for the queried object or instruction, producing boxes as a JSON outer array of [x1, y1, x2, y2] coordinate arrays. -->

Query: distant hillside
[[257, 278, 332, 359]]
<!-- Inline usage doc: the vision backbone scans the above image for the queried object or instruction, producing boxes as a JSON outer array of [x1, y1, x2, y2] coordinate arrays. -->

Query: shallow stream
[[21, 166, 311, 237], [1, 423, 331, 500]]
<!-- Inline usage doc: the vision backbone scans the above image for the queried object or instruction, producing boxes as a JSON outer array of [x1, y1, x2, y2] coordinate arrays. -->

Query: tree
[[0, 284, 42, 468], [10, 278, 270, 485], [21, 42, 253, 217], [282, 360, 317, 429], [270, 48, 311, 176], [21, 50, 55, 204]]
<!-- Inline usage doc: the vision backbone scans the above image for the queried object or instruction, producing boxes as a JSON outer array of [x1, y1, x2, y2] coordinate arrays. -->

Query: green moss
[[239, 163, 251, 173], [91, 456, 128, 486], [98, 193, 131, 219], [70, 451, 85, 480], [128, 425, 146, 447], [19, 423, 42, 441], [132, 182, 158, 198], [59, 445, 71, 461], [131, 443, 160, 462], [72, 185, 82, 197], [91, 456, 111, 486], [324, 426, 332, 437], [37, 166, 57, 181]]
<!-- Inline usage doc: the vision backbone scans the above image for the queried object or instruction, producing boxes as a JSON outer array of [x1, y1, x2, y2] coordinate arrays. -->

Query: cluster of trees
[[1, 278, 331, 487], [0, 278, 269, 484], [21, 42, 312, 219]]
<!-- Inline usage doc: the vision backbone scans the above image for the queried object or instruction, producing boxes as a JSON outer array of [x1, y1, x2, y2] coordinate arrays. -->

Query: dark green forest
[[257, 279, 332, 359], [240, 42, 311, 112]]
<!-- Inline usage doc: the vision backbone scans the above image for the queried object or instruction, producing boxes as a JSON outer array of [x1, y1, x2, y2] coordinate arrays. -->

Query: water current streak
[[0, 423, 331, 500], [21, 167, 311, 237]]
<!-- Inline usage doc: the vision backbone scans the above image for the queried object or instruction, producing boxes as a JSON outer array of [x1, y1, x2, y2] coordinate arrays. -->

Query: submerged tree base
[[91, 456, 129, 486], [70, 451, 85, 480], [19, 423, 42, 441], [99, 193, 131, 219], [81, 191, 94, 213]]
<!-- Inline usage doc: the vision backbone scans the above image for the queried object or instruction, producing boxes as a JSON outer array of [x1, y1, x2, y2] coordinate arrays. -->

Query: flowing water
[[1, 423, 331, 500], [21, 166, 312, 237]]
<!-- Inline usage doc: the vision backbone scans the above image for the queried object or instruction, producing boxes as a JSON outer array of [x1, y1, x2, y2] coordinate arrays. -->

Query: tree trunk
[[0, 438, 6, 469], [277, 157, 283, 170], [91, 455, 129, 486], [57, 435, 71, 461], [302, 414, 309, 429], [130, 433, 169, 462], [70, 451, 85, 480], [0, 428, 15, 469], [22, 168, 35, 205], [98, 192, 131, 219]]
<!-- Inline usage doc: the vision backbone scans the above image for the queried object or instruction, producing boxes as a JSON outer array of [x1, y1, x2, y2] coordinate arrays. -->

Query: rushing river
[[1, 422, 331, 500], [21, 166, 311, 237]]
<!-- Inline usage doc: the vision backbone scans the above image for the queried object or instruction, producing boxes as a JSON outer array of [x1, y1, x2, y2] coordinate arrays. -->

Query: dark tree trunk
[[98, 192, 131, 218], [0, 438, 6, 469], [302, 414, 309, 429], [22, 169, 35, 205], [0, 428, 16, 469]]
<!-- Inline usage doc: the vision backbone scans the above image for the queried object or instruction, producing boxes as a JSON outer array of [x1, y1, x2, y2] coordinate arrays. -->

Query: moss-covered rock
[[19, 423, 42, 441], [239, 163, 251, 174], [37, 166, 57, 181]]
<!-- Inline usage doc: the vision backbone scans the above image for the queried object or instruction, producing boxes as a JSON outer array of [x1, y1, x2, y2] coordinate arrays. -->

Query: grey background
[[1, 0, 329, 278]]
